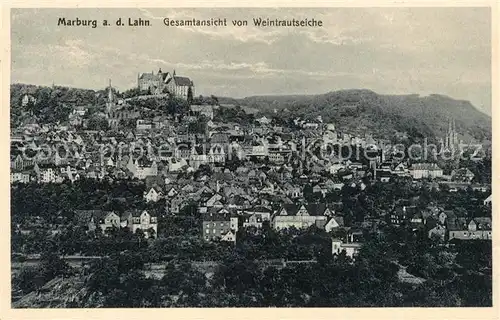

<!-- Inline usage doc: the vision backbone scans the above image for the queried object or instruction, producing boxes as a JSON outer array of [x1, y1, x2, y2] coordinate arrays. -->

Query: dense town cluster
[[10, 73, 492, 307]]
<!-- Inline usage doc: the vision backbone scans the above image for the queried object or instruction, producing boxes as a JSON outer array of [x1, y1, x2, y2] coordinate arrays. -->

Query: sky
[[11, 8, 492, 114]]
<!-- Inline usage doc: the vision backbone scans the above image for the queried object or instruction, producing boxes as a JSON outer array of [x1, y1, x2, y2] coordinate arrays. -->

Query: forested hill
[[223, 90, 491, 142], [10, 83, 110, 127]]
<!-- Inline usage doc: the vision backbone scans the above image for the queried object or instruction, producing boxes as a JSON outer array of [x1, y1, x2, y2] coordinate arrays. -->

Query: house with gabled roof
[[243, 206, 273, 221], [483, 194, 492, 206], [227, 194, 251, 209], [391, 162, 410, 177], [447, 217, 492, 241], [202, 208, 238, 243], [121, 209, 158, 238], [324, 215, 344, 232], [205, 193, 224, 207], [165, 186, 178, 198], [74, 210, 121, 234], [144, 186, 163, 203], [332, 238, 362, 259], [272, 203, 333, 230], [243, 213, 265, 229], [169, 194, 190, 214]]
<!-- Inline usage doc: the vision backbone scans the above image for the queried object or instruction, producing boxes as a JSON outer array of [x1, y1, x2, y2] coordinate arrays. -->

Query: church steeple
[[106, 79, 115, 115], [108, 79, 113, 102]]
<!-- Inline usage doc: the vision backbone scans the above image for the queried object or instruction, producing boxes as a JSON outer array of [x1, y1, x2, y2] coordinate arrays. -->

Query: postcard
[[2, 3, 498, 320]]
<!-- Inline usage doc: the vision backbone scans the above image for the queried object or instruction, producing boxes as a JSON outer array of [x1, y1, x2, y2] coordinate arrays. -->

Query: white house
[[324, 216, 344, 232], [144, 187, 163, 203], [273, 204, 331, 230], [332, 239, 362, 259], [483, 194, 492, 206], [122, 210, 158, 238]]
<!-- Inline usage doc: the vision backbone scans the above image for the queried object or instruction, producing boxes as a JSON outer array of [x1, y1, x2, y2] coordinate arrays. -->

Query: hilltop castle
[[137, 68, 195, 100]]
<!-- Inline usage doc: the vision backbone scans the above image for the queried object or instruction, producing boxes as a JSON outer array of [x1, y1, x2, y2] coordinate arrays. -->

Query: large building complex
[[137, 69, 195, 100]]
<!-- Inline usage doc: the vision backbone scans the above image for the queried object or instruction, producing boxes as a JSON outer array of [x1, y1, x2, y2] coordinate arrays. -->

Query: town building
[[447, 217, 492, 241], [144, 186, 163, 203], [410, 163, 443, 179], [190, 105, 214, 120], [121, 210, 158, 238], [272, 203, 333, 230], [332, 233, 363, 259], [202, 208, 238, 243]]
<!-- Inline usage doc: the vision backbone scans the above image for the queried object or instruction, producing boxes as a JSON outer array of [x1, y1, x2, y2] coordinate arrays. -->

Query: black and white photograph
[[7, 6, 495, 310]]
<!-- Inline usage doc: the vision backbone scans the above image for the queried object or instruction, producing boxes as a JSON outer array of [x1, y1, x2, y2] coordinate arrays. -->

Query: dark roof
[[139, 73, 156, 80], [392, 206, 417, 217], [446, 217, 468, 231], [145, 175, 165, 188], [411, 163, 442, 170], [159, 72, 170, 81], [248, 206, 272, 213], [123, 209, 155, 218], [173, 76, 193, 86], [315, 219, 328, 229], [377, 170, 393, 178], [473, 217, 492, 230], [329, 215, 345, 226], [425, 216, 438, 229], [244, 213, 263, 222], [74, 210, 114, 224], [202, 209, 232, 221], [211, 133, 229, 144]]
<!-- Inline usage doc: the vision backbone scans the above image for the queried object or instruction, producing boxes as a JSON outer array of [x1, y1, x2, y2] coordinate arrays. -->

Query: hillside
[[11, 83, 491, 143], [226, 90, 491, 142]]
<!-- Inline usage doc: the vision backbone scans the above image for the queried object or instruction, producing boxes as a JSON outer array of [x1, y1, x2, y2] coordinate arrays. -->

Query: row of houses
[[199, 203, 345, 243], [74, 209, 158, 238], [388, 204, 492, 241]]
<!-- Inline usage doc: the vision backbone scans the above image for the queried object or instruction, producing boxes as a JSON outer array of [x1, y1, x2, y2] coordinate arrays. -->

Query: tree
[[87, 115, 110, 131], [39, 251, 72, 281], [12, 266, 45, 294], [210, 95, 219, 105]]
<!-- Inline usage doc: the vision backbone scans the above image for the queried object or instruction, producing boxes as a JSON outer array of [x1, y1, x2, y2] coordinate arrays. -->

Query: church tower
[[452, 119, 458, 146], [106, 79, 115, 115]]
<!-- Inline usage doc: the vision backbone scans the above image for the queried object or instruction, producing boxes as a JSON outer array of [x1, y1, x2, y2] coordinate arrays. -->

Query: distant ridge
[[221, 89, 491, 142]]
